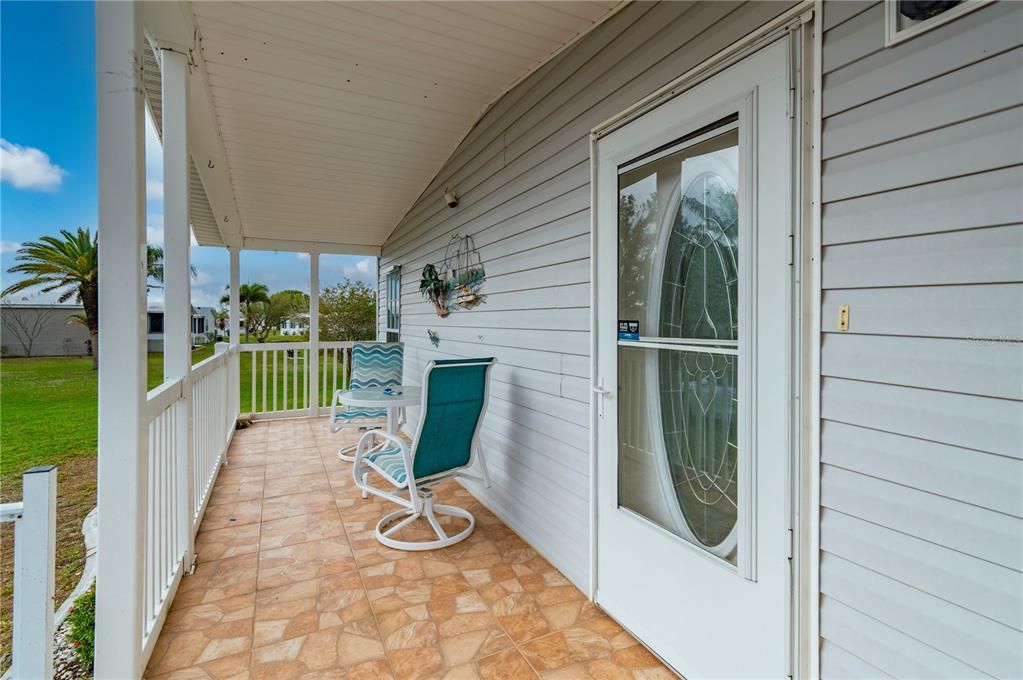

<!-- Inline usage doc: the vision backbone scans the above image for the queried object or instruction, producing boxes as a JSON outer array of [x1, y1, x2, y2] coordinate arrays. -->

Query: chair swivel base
[[375, 489, 475, 551]]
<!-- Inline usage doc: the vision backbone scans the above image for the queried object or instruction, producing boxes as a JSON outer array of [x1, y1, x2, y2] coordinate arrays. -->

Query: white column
[[228, 247, 241, 419], [12, 466, 56, 680], [308, 252, 319, 417], [95, 2, 147, 677], [160, 46, 194, 564]]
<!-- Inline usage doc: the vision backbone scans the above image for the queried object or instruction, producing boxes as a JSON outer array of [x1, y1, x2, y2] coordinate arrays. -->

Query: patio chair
[[352, 357, 496, 551], [329, 341, 404, 460]]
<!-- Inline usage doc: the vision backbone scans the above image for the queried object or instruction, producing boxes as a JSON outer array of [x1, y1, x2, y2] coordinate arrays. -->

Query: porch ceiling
[[152, 2, 620, 252]]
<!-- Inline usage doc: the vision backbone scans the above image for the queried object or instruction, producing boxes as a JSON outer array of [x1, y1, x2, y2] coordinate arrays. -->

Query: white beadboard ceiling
[[174, 1, 621, 251]]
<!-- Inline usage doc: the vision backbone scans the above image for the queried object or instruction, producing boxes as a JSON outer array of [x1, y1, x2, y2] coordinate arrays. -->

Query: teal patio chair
[[352, 357, 496, 551], [329, 341, 404, 460]]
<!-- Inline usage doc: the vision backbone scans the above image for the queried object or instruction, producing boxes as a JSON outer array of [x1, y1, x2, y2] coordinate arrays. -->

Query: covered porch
[[142, 419, 669, 679], [92, 1, 651, 678]]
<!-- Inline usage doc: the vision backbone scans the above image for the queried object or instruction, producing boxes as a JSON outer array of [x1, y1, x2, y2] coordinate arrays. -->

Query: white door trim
[[585, 10, 821, 679]]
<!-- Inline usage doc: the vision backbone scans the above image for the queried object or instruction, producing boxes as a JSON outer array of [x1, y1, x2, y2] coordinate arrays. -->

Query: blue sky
[[1, 1, 376, 308]]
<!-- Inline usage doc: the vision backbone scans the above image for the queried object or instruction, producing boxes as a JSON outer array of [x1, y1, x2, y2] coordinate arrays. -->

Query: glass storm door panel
[[594, 39, 794, 679], [617, 121, 741, 565]]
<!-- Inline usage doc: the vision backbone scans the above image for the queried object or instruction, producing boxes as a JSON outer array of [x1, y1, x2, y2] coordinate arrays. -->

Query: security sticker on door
[[618, 320, 639, 341]]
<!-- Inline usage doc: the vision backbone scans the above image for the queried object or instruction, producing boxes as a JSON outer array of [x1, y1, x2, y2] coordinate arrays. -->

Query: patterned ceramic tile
[[264, 472, 332, 499], [202, 499, 263, 531], [146, 594, 255, 676], [195, 522, 262, 561], [145, 417, 674, 679], [260, 510, 346, 551], [262, 490, 339, 523], [175, 553, 259, 609], [258, 536, 357, 590]]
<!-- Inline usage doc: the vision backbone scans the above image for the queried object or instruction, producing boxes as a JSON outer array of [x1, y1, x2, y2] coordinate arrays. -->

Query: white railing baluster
[[235, 342, 353, 420]]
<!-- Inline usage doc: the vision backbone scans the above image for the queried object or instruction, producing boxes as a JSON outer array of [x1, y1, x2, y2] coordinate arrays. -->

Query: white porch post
[[160, 45, 194, 563], [95, 1, 147, 677], [229, 247, 241, 417], [308, 252, 319, 417]]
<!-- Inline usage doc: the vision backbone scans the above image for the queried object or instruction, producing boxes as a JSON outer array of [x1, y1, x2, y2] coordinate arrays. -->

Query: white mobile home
[[6, 2, 1018, 679]]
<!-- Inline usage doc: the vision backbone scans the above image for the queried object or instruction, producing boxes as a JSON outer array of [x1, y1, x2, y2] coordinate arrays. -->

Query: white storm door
[[594, 39, 793, 679]]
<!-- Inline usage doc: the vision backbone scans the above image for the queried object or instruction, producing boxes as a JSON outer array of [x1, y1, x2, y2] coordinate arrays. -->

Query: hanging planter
[[419, 263, 450, 317], [441, 234, 486, 310]]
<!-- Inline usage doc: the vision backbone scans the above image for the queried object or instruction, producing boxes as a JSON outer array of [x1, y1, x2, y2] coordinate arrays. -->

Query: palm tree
[[220, 282, 270, 342], [3, 227, 168, 369], [210, 307, 230, 340]]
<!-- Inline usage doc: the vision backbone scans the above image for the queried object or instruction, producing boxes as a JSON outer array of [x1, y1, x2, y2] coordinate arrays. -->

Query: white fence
[[240, 341, 353, 418], [0, 467, 56, 680]]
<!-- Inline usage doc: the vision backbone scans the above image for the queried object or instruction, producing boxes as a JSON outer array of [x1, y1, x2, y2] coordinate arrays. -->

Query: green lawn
[[0, 345, 214, 670]]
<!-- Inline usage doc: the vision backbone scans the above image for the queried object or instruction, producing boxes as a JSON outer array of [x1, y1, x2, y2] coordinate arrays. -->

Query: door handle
[[592, 379, 612, 418]]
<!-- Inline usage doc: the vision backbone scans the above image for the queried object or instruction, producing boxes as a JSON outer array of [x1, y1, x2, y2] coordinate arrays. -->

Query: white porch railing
[[139, 344, 236, 656], [190, 347, 233, 521], [239, 341, 353, 418]]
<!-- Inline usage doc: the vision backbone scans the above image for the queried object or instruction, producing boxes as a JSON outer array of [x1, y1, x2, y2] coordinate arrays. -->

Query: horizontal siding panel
[[820, 643, 892, 679], [821, 377, 1023, 458], [380, 2, 794, 594], [822, 420, 1023, 517], [822, 465, 1022, 570], [822, 509, 1023, 628], [822, 1, 1023, 116], [821, 554, 1022, 678], [401, 322, 589, 356], [821, 2, 884, 75], [823, 48, 1023, 159], [822, 106, 1023, 202], [823, 225, 1023, 288], [822, 0, 879, 31], [402, 306, 590, 332], [821, 596, 992, 679], [821, 166, 1023, 245], [821, 333, 1023, 399], [821, 284, 1023, 339]]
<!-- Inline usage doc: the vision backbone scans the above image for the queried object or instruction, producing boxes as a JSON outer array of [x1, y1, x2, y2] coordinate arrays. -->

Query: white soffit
[[188, 1, 621, 250]]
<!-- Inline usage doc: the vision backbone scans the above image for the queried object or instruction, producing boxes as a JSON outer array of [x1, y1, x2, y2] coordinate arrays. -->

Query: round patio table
[[336, 386, 419, 461]]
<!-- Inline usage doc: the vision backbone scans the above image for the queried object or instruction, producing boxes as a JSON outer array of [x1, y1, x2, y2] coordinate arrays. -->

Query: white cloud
[[0, 240, 21, 254], [147, 179, 163, 201], [295, 252, 310, 261], [0, 139, 66, 191], [355, 257, 373, 274]]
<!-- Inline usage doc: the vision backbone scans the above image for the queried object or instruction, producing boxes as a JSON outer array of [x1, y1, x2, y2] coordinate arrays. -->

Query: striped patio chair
[[352, 357, 495, 551], [329, 341, 403, 459]]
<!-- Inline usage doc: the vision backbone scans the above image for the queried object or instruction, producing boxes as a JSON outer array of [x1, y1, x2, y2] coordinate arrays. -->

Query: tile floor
[[145, 417, 675, 680]]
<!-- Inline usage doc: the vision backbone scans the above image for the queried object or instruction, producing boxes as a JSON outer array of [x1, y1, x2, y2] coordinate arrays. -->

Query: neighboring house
[[278, 314, 308, 336], [0, 303, 91, 357], [146, 304, 218, 352], [70, 2, 1021, 679]]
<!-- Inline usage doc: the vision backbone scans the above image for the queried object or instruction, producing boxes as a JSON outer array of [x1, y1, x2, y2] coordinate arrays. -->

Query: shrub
[[66, 584, 95, 670]]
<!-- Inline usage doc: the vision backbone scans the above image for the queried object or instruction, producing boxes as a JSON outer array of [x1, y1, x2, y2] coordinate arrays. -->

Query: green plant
[[2, 228, 168, 369], [66, 584, 96, 670], [419, 264, 450, 317]]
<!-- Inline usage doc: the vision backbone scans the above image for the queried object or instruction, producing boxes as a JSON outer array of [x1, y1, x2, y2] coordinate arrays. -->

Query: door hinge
[[786, 528, 794, 560], [788, 87, 796, 119], [787, 233, 795, 266]]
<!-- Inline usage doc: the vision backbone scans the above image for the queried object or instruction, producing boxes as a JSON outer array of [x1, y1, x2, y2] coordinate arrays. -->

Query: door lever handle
[[592, 380, 612, 418]]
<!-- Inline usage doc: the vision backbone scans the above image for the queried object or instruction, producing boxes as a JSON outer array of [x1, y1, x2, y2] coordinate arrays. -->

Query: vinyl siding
[[378, 0, 796, 590], [819, 2, 1023, 677]]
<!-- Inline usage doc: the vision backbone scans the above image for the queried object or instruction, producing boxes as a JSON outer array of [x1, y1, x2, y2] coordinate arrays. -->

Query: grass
[[0, 345, 214, 670]]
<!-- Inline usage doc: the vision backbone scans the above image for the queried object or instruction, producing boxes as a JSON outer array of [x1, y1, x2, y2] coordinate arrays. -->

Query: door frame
[[586, 3, 821, 678]]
